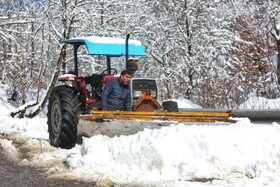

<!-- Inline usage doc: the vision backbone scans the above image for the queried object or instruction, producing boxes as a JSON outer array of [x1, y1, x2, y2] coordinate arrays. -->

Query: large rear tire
[[47, 85, 82, 149]]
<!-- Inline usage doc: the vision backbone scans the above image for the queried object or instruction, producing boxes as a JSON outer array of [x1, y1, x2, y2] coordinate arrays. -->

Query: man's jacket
[[101, 78, 132, 111]]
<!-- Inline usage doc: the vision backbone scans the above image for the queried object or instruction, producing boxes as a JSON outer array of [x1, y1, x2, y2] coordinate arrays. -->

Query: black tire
[[47, 85, 82, 149], [162, 101, 179, 112]]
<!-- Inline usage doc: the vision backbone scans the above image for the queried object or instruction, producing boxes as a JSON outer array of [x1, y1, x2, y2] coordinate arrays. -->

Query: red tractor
[[47, 35, 168, 149], [47, 35, 231, 149]]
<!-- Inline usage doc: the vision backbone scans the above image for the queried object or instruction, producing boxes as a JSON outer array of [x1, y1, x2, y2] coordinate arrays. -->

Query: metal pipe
[[125, 34, 130, 69], [73, 44, 80, 75], [106, 56, 111, 74], [179, 108, 280, 122]]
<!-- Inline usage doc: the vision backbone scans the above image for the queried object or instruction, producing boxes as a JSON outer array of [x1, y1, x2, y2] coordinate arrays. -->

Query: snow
[[1, 86, 280, 186], [66, 122, 280, 186], [75, 36, 143, 45], [172, 97, 202, 108], [58, 74, 77, 78], [239, 96, 280, 109]]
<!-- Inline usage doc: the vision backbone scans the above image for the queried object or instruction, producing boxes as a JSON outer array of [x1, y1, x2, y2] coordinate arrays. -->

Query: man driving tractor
[[101, 70, 132, 111]]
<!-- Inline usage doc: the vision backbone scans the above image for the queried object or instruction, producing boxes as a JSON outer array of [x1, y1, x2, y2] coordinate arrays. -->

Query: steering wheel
[[101, 68, 118, 75]]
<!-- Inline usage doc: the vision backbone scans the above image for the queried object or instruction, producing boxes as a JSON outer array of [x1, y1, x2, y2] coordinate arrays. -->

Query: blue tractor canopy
[[60, 36, 146, 56], [60, 35, 146, 75]]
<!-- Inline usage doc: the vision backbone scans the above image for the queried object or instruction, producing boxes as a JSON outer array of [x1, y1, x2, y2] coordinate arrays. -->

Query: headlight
[[133, 90, 157, 98], [133, 91, 142, 98]]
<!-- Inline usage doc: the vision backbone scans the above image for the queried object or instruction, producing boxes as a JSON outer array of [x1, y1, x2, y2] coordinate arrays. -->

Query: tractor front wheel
[[47, 85, 82, 149]]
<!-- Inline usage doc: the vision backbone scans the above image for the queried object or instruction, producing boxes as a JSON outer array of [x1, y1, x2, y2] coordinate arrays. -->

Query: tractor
[[47, 35, 232, 149]]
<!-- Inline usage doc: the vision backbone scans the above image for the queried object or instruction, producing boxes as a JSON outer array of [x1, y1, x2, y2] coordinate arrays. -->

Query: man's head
[[120, 70, 132, 85]]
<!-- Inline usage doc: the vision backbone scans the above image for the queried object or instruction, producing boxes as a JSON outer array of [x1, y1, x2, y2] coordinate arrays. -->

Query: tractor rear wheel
[[47, 85, 82, 149]]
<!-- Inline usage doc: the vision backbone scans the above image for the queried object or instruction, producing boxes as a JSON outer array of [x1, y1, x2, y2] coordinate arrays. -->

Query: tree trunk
[[277, 42, 280, 85]]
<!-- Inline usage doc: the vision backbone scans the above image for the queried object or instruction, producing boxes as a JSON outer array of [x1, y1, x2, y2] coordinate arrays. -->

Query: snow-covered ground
[[1, 87, 280, 186]]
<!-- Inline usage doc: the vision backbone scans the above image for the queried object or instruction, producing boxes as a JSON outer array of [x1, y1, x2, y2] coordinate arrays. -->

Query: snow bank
[[168, 97, 202, 108], [0, 116, 48, 140], [65, 119, 280, 185]]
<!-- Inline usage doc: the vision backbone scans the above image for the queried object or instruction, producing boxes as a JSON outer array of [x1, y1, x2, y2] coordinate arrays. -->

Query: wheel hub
[[51, 101, 61, 136]]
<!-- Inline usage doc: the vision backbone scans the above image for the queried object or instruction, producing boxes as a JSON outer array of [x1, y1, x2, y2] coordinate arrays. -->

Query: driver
[[101, 70, 132, 111]]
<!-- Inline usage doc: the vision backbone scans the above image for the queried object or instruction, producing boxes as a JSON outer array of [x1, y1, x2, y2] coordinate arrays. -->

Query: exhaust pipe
[[125, 34, 130, 70]]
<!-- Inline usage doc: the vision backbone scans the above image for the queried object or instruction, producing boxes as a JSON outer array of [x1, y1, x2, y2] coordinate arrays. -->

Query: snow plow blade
[[79, 110, 235, 123], [77, 110, 235, 138]]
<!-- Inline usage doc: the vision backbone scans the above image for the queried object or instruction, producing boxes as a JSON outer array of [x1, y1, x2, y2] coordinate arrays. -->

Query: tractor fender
[[58, 74, 87, 109]]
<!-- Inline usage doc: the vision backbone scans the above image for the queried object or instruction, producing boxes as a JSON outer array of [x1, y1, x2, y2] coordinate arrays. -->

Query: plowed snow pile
[[65, 120, 280, 186]]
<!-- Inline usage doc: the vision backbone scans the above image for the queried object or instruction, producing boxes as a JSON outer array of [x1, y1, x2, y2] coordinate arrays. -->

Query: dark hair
[[120, 70, 132, 76]]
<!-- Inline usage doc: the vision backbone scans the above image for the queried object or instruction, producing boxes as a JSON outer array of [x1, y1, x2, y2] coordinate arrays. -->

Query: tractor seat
[[85, 74, 104, 100]]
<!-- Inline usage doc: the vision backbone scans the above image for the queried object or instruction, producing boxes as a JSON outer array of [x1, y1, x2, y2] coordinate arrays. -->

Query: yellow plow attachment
[[79, 110, 235, 123], [77, 110, 235, 138]]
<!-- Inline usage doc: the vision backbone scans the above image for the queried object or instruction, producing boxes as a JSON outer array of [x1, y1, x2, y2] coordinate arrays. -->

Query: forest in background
[[1, 0, 280, 117]]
